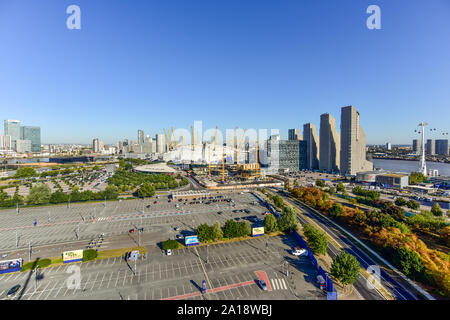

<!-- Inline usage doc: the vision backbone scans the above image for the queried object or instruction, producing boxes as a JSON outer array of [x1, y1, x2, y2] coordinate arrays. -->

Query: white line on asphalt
[[44, 281, 59, 300], [35, 281, 52, 300], [281, 278, 287, 290]]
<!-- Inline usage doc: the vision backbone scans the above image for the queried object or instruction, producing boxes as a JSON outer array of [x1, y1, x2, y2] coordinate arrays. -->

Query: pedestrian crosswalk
[[270, 278, 288, 290]]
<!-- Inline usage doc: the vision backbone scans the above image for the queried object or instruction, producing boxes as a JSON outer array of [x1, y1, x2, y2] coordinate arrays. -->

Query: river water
[[372, 159, 450, 176]]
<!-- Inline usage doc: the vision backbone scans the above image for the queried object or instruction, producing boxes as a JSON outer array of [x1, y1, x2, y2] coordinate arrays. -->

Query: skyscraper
[[138, 130, 144, 145], [435, 139, 449, 155], [426, 139, 435, 155], [340, 105, 373, 175], [288, 129, 302, 141], [21, 126, 41, 152], [412, 139, 421, 155], [156, 134, 165, 154], [319, 113, 340, 173], [4, 120, 20, 150], [303, 123, 319, 170], [93, 138, 100, 153]]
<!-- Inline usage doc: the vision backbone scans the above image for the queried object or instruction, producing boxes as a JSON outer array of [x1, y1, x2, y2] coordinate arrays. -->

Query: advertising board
[[0, 258, 23, 274], [184, 235, 200, 246], [252, 227, 264, 237], [62, 249, 84, 264]]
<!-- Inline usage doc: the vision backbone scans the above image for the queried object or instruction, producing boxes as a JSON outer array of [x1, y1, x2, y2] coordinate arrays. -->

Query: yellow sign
[[62, 249, 83, 263], [252, 227, 264, 237]]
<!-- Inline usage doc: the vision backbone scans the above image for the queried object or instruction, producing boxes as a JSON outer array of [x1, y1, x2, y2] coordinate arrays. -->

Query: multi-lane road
[[265, 188, 421, 300]]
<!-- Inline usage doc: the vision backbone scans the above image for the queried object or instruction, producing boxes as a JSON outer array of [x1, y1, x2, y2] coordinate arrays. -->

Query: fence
[[293, 230, 335, 296]]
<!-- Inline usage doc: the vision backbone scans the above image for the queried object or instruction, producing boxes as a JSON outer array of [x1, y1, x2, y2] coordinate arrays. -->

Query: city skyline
[[1, 1, 449, 145]]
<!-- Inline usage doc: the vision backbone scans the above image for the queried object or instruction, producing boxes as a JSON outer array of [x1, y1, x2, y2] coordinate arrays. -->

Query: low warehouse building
[[376, 173, 409, 189]]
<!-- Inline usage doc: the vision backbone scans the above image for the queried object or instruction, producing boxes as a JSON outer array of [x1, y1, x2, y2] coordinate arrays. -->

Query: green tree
[[102, 185, 118, 200], [316, 179, 326, 187], [409, 172, 427, 185], [394, 247, 424, 280], [15, 167, 37, 178], [278, 206, 299, 232], [211, 221, 223, 241], [137, 182, 155, 198], [327, 187, 335, 195], [406, 200, 420, 210], [49, 191, 69, 204], [264, 214, 278, 233], [82, 249, 98, 262], [336, 182, 345, 193], [431, 203, 443, 217], [196, 223, 213, 242], [26, 183, 51, 205], [273, 195, 284, 208], [330, 251, 360, 286], [329, 203, 343, 218], [236, 221, 251, 237], [395, 198, 407, 207], [302, 224, 328, 255], [223, 220, 239, 238]]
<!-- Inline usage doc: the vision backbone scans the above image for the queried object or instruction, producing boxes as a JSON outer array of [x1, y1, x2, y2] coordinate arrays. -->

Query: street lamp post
[[15, 231, 18, 248], [285, 261, 289, 277], [29, 241, 31, 261]]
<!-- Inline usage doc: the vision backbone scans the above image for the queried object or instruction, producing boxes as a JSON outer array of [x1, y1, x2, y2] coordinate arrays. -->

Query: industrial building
[[355, 170, 385, 183], [171, 190, 211, 200], [376, 173, 409, 189]]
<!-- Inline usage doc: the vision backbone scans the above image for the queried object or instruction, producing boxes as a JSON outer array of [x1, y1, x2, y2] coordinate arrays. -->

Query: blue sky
[[0, 0, 449, 145]]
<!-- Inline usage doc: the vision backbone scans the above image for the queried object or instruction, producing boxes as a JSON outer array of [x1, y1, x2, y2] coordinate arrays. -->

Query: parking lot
[[0, 192, 270, 253], [0, 234, 324, 300]]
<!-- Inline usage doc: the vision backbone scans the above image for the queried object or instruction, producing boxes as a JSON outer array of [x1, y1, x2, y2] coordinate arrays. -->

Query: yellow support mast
[[163, 128, 172, 151], [222, 146, 225, 183], [171, 127, 178, 149]]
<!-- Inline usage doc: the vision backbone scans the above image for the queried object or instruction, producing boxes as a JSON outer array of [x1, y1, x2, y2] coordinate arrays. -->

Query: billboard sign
[[185, 235, 200, 246], [252, 227, 264, 237], [0, 258, 23, 274], [63, 249, 83, 264]]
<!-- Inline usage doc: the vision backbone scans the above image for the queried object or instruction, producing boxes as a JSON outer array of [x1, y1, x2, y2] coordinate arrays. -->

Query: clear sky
[[1, 0, 449, 145]]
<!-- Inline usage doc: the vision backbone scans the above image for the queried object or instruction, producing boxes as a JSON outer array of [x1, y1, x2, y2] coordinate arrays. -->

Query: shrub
[[161, 239, 179, 250], [264, 214, 278, 233], [82, 249, 98, 262]]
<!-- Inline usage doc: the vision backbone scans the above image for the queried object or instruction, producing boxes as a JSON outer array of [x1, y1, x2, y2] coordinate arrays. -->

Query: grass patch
[[21, 258, 52, 272]]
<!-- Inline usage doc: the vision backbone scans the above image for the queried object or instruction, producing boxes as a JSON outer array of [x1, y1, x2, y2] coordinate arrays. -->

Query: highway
[[265, 188, 420, 301]]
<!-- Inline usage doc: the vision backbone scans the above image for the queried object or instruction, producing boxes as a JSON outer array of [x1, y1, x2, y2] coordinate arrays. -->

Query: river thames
[[372, 159, 450, 176]]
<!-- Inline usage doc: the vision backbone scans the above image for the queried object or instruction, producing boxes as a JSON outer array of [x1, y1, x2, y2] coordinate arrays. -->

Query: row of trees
[[0, 183, 119, 207], [196, 220, 249, 242], [291, 186, 450, 297], [352, 186, 380, 200], [302, 224, 328, 255], [108, 170, 188, 191]]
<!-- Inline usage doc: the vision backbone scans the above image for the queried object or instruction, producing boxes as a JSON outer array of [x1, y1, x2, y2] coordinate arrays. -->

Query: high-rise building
[[138, 130, 144, 145], [16, 139, 32, 153], [412, 139, 421, 155], [303, 123, 319, 170], [426, 139, 435, 155], [299, 140, 307, 170], [319, 113, 340, 173], [288, 129, 302, 141], [340, 105, 373, 175], [156, 134, 165, 154], [386, 143, 392, 151], [21, 126, 41, 152], [435, 139, 449, 155], [266, 139, 308, 173], [0, 135, 12, 154], [93, 138, 100, 153], [4, 120, 20, 150]]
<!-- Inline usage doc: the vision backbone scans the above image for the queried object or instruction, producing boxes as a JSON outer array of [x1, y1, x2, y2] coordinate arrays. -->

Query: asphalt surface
[[0, 235, 324, 300]]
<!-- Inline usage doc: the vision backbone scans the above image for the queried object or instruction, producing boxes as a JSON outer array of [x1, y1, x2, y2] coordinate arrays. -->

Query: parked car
[[176, 234, 184, 239], [291, 247, 307, 256], [174, 227, 180, 231], [129, 229, 135, 233], [7, 285, 21, 297], [166, 249, 172, 256], [258, 279, 268, 291]]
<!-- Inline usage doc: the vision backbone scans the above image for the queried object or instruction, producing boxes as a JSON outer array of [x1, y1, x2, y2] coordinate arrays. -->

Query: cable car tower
[[418, 122, 428, 176]]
